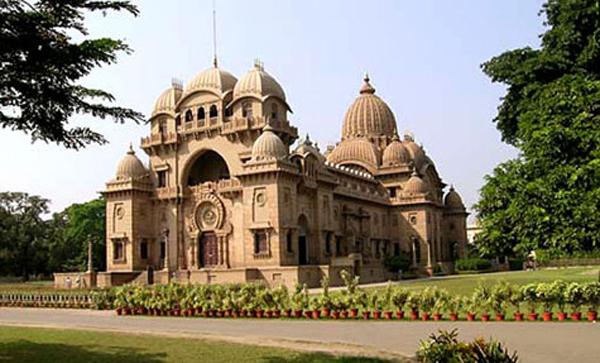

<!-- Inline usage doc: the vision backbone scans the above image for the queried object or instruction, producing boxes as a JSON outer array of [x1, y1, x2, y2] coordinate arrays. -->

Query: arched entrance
[[198, 231, 218, 267], [298, 215, 309, 265], [187, 150, 230, 186]]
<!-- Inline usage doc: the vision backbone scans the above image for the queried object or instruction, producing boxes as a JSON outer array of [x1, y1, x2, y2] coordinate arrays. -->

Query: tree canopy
[[0, 0, 143, 149], [0, 193, 105, 280], [475, 0, 600, 258]]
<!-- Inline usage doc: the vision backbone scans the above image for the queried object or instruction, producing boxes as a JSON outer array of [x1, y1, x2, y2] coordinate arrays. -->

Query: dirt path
[[1, 308, 599, 362]]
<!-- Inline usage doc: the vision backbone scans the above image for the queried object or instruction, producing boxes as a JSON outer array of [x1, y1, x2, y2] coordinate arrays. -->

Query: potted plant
[[583, 282, 599, 322], [309, 296, 321, 319], [462, 296, 477, 321], [272, 285, 289, 318], [432, 289, 450, 321], [406, 292, 421, 320], [473, 284, 492, 321], [419, 288, 436, 321], [355, 291, 370, 320], [291, 284, 309, 318], [520, 283, 539, 321], [340, 270, 360, 318], [330, 295, 342, 319], [490, 282, 510, 321], [446, 296, 461, 321], [319, 276, 333, 318], [565, 282, 585, 321], [508, 287, 524, 321], [535, 282, 557, 321], [392, 287, 410, 319]]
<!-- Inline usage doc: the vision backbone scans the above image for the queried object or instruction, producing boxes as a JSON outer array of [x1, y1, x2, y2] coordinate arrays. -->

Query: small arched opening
[[197, 107, 205, 120], [187, 150, 230, 186], [298, 215, 309, 265], [185, 110, 193, 122], [209, 105, 218, 118]]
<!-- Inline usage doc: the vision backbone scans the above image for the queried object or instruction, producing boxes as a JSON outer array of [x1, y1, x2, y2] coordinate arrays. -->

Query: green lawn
[[384, 267, 600, 295], [0, 326, 397, 363]]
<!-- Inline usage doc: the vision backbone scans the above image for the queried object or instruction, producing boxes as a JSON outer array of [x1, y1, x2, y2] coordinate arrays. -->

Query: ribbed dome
[[151, 84, 182, 118], [185, 66, 237, 96], [404, 171, 429, 194], [382, 135, 410, 166], [444, 186, 465, 209], [341, 75, 397, 140], [234, 61, 286, 101], [326, 138, 380, 172], [252, 125, 288, 161], [116, 145, 148, 180], [403, 135, 427, 170]]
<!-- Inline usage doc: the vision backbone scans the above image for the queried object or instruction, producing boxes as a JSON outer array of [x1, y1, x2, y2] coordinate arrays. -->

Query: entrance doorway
[[298, 235, 308, 265], [199, 232, 218, 267]]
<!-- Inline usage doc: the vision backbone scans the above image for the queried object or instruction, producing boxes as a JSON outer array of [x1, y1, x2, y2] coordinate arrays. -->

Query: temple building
[[96, 60, 468, 288]]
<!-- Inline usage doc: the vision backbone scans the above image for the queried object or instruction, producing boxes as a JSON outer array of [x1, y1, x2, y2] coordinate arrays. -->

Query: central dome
[[185, 66, 237, 96], [341, 75, 397, 140]]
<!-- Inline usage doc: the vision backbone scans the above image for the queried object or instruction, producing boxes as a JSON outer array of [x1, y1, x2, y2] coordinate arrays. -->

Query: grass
[[379, 266, 600, 296], [0, 326, 398, 363]]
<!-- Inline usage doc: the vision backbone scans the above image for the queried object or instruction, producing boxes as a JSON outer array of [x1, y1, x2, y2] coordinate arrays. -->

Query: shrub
[[490, 282, 511, 315], [455, 258, 492, 272], [565, 282, 585, 313], [384, 254, 411, 272], [391, 287, 410, 312], [508, 258, 524, 271], [417, 329, 518, 363], [535, 282, 559, 312], [472, 283, 493, 315], [583, 282, 600, 312]]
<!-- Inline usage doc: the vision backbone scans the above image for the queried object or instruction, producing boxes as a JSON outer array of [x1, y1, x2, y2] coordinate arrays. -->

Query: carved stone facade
[[97, 61, 468, 288]]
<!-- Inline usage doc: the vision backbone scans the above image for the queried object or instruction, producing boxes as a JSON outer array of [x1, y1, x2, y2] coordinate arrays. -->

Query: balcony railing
[[141, 132, 178, 148]]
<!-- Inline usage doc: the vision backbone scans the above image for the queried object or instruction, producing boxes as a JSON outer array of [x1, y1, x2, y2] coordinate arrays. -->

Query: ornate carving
[[115, 206, 125, 220], [193, 193, 225, 231]]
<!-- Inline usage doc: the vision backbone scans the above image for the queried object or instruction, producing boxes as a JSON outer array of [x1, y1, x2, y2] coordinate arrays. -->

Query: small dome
[[234, 61, 286, 101], [151, 83, 182, 118], [341, 75, 397, 140], [116, 145, 148, 180], [404, 170, 429, 194], [326, 138, 380, 173], [382, 135, 410, 166], [185, 66, 237, 96], [252, 125, 288, 161], [294, 135, 323, 159], [402, 134, 427, 170], [444, 186, 465, 209]]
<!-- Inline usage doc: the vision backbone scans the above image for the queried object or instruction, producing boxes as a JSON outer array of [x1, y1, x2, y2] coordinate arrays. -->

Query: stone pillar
[[87, 239, 93, 273], [426, 240, 433, 276], [162, 228, 170, 271]]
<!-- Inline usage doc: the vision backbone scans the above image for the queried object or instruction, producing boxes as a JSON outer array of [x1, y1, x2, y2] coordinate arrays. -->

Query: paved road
[[0, 308, 599, 362]]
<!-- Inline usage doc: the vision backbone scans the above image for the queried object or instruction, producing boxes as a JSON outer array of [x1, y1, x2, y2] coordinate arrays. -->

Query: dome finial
[[127, 143, 134, 155], [359, 73, 376, 95]]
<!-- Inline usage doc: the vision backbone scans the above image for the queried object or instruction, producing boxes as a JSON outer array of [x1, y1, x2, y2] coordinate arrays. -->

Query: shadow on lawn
[[0, 340, 166, 363], [262, 353, 402, 363]]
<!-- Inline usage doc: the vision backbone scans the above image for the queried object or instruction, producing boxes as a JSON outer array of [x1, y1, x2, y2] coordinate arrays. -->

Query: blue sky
[[0, 0, 545, 217]]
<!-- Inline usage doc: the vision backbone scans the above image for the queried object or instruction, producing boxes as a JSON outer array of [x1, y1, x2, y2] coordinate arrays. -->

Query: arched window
[[242, 102, 253, 118], [197, 107, 205, 120], [224, 107, 233, 117], [185, 110, 193, 122], [271, 103, 278, 120], [209, 105, 218, 118]]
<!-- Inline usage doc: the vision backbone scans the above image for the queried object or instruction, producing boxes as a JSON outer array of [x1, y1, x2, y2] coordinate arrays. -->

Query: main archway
[[186, 150, 230, 186]]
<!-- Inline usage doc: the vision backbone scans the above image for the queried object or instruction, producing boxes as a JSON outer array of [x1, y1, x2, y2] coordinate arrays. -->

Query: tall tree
[[0, 0, 143, 149], [0, 192, 49, 280], [476, 0, 600, 258], [48, 198, 106, 272]]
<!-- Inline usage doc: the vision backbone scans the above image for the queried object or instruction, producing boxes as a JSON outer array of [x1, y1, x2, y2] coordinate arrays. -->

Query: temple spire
[[212, 0, 218, 67]]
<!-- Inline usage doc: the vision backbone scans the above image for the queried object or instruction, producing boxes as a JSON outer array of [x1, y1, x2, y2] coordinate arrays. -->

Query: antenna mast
[[212, 0, 218, 67]]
